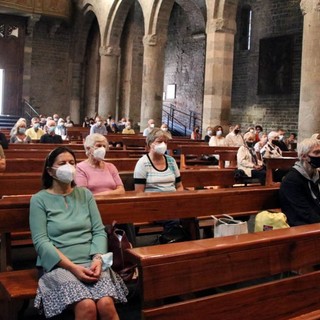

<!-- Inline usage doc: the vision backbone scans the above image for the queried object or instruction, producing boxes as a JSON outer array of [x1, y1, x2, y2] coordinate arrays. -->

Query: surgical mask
[[97, 121, 102, 126], [207, 130, 212, 136], [93, 147, 106, 161], [150, 123, 155, 129], [279, 135, 284, 141], [18, 128, 26, 134], [216, 130, 222, 136], [48, 126, 56, 133], [308, 156, 320, 168], [52, 164, 76, 184], [154, 142, 167, 155], [34, 123, 40, 130], [126, 125, 131, 130], [246, 141, 255, 148], [161, 127, 168, 132], [249, 129, 254, 133]]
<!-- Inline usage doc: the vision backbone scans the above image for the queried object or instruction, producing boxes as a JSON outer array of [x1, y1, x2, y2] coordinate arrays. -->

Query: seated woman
[[76, 134, 135, 245], [76, 133, 125, 196], [0, 144, 6, 172], [29, 146, 128, 319], [209, 125, 226, 146], [10, 119, 31, 144], [237, 132, 266, 185], [190, 126, 201, 140], [134, 128, 184, 235]]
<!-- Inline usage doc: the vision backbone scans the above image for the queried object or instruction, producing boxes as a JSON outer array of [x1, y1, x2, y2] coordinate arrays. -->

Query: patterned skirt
[[34, 266, 128, 318]]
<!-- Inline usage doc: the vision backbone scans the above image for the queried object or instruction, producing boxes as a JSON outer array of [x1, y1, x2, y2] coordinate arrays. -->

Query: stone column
[[298, 0, 320, 140], [202, 18, 236, 134], [140, 34, 166, 131], [69, 62, 82, 124], [97, 45, 120, 119], [22, 15, 40, 104]]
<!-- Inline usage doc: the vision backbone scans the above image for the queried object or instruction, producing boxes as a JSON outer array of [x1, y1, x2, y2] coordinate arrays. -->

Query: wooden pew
[[4, 148, 145, 159], [127, 224, 320, 320], [4, 157, 139, 172], [0, 186, 279, 319], [0, 186, 279, 270], [179, 145, 238, 169], [264, 157, 298, 186]]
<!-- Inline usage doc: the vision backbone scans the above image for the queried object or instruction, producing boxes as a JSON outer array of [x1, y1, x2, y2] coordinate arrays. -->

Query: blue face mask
[[48, 126, 56, 133], [18, 128, 26, 134], [33, 123, 40, 130]]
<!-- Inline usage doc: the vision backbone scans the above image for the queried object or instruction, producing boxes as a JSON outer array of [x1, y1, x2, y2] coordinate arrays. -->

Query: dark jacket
[[0, 131, 8, 149], [39, 134, 63, 144], [279, 167, 320, 226]]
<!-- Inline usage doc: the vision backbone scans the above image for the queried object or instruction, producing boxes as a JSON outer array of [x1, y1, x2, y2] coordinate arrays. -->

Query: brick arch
[[175, 0, 206, 35], [101, 0, 136, 48], [210, 0, 238, 20], [70, 4, 99, 63]]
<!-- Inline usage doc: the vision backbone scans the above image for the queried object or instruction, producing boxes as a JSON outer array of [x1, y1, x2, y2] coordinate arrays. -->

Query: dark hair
[[212, 125, 223, 136], [255, 125, 263, 131], [42, 146, 77, 189]]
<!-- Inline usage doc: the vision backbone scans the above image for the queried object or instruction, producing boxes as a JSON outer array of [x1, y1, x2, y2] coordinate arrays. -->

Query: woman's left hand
[[90, 259, 102, 277]]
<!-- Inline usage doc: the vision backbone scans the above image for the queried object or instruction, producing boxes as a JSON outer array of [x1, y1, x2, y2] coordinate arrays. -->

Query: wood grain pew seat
[[0, 186, 280, 319], [127, 223, 320, 320]]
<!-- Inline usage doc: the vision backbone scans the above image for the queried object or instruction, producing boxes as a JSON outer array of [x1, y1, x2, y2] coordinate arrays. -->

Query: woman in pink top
[[76, 133, 125, 195]]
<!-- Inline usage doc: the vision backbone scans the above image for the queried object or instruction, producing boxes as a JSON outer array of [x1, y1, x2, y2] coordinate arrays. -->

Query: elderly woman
[[237, 132, 266, 185], [134, 128, 183, 193], [10, 119, 31, 143], [280, 138, 320, 226], [260, 131, 282, 159], [134, 128, 185, 240], [75, 133, 125, 196]]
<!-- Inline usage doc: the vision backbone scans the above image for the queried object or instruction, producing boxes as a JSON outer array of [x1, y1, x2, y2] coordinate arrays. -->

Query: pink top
[[75, 161, 123, 194]]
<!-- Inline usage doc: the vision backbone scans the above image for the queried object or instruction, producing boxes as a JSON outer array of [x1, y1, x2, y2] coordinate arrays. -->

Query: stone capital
[[143, 34, 167, 47], [300, 0, 320, 15], [207, 18, 236, 34], [26, 14, 41, 36], [99, 45, 121, 57]]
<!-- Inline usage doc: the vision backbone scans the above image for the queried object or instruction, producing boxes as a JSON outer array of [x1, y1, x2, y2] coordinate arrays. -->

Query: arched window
[[239, 5, 252, 50]]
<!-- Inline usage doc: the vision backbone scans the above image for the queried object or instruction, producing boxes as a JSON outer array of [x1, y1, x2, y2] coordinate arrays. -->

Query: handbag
[[254, 210, 290, 232], [106, 222, 137, 283], [211, 214, 248, 237], [158, 224, 191, 244]]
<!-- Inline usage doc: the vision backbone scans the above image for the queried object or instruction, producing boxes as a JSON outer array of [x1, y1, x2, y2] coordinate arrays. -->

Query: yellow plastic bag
[[254, 210, 289, 232]]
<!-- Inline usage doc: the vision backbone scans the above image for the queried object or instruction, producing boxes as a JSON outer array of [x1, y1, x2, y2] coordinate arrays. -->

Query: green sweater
[[29, 187, 107, 271]]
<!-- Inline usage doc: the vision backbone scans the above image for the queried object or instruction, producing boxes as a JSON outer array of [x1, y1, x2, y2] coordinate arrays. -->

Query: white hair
[[297, 138, 320, 160], [84, 133, 108, 156]]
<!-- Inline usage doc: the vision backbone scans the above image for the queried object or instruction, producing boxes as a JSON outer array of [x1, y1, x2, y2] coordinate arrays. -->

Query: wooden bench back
[[127, 223, 320, 319]]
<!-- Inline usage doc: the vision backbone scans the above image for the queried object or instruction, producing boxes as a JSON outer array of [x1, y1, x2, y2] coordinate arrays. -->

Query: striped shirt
[[134, 154, 181, 192]]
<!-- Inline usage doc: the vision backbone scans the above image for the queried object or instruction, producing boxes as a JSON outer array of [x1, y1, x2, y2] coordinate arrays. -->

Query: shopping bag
[[254, 210, 290, 232], [211, 214, 248, 237]]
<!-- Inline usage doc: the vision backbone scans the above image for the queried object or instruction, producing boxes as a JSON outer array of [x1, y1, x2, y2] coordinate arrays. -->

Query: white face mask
[[53, 164, 75, 184], [93, 147, 106, 161], [150, 123, 155, 129], [97, 121, 102, 126], [154, 142, 167, 155], [216, 130, 222, 136], [279, 135, 284, 141], [161, 127, 168, 132], [207, 130, 212, 136]]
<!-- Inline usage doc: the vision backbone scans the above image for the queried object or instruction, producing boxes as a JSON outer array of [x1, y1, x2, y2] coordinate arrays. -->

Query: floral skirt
[[34, 266, 128, 318]]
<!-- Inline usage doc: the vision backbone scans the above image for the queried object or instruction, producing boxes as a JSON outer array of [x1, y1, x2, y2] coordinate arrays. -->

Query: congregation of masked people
[[1, 115, 320, 319]]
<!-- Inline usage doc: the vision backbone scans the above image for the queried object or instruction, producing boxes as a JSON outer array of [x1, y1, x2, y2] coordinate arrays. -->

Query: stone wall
[[231, 0, 303, 135], [30, 19, 72, 118], [163, 2, 205, 132]]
